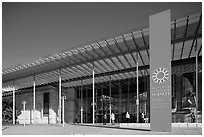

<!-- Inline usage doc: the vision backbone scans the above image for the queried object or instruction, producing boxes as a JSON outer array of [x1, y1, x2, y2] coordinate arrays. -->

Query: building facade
[[2, 12, 202, 125]]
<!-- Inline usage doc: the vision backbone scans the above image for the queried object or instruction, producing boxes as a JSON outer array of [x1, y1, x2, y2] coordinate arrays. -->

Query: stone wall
[[14, 86, 58, 124]]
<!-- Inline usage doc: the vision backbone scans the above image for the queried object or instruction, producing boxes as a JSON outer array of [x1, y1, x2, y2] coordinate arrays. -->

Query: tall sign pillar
[[149, 10, 172, 132]]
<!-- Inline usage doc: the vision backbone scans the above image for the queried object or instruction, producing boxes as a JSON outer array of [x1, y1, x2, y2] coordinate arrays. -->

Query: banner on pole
[[149, 10, 172, 132]]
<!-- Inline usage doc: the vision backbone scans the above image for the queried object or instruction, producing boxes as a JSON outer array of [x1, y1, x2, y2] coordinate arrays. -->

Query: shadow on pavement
[[72, 123, 151, 132], [2, 126, 9, 131]]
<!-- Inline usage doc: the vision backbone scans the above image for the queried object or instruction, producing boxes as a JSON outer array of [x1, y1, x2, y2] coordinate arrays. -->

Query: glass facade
[[75, 58, 202, 123]]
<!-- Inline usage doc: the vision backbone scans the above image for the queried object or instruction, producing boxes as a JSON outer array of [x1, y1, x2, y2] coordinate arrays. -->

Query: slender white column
[[136, 52, 139, 123], [12, 86, 15, 125], [195, 43, 198, 124], [33, 76, 35, 110], [86, 87, 88, 123], [144, 70, 147, 117], [62, 96, 65, 127], [59, 69, 62, 124], [92, 62, 95, 124], [81, 80, 83, 124], [109, 75, 112, 123], [33, 76, 36, 123], [127, 80, 130, 112], [101, 85, 104, 123], [23, 101, 26, 127]]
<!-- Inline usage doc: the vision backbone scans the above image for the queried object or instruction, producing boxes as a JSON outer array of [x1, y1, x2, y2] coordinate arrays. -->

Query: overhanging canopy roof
[[2, 12, 202, 95]]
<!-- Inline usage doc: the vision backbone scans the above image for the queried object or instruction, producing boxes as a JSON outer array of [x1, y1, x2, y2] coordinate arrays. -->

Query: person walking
[[125, 112, 130, 123], [141, 112, 145, 123], [191, 112, 195, 123], [103, 113, 107, 125], [111, 112, 115, 125]]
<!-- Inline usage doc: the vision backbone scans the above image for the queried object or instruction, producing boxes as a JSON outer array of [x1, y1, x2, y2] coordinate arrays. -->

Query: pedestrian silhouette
[[191, 112, 195, 123], [111, 112, 115, 125], [126, 112, 130, 123], [103, 113, 107, 125]]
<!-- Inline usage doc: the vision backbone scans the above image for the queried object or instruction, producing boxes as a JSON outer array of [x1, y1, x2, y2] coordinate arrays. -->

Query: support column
[[95, 88, 97, 123], [59, 69, 62, 124], [86, 87, 88, 123], [136, 51, 139, 123], [81, 80, 83, 124], [176, 75, 183, 112], [195, 40, 199, 124], [101, 85, 104, 123], [147, 75, 150, 123], [33, 75, 36, 124], [12, 84, 15, 125], [109, 75, 112, 123], [144, 70, 147, 115], [119, 82, 122, 123], [23, 101, 26, 126], [92, 62, 95, 124], [127, 80, 130, 112], [62, 96, 65, 127]]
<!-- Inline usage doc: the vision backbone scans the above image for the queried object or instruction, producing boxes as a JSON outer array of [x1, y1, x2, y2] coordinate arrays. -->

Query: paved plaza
[[2, 124, 202, 135]]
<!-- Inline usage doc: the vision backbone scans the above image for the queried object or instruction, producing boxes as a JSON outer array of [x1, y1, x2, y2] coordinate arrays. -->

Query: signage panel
[[149, 10, 172, 132]]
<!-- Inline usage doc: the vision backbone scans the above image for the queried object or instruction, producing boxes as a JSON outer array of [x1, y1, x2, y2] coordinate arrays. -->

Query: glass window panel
[[174, 42, 183, 60], [182, 39, 194, 59], [43, 92, 49, 116]]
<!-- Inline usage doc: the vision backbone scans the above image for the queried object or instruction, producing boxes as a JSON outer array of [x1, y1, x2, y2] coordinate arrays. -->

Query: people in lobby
[[141, 112, 145, 123], [111, 112, 115, 125], [191, 112, 195, 123], [103, 113, 107, 125], [125, 112, 130, 123]]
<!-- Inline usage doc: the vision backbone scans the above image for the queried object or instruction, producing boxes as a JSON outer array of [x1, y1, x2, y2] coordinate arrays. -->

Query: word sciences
[[151, 86, 170, 96]]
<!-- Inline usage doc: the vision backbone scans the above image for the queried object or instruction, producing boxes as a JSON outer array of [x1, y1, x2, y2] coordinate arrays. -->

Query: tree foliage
[[2, 101, 21, 124]]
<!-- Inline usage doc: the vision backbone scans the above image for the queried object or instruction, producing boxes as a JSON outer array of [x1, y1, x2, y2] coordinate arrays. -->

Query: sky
[[2, 2, 201, 69]]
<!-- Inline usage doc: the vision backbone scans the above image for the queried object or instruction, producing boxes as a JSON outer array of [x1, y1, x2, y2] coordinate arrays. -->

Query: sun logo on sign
[[152, 67, 169, 84]]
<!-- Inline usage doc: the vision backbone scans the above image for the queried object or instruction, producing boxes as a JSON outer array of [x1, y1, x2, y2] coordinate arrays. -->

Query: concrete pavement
[[2, 124, 202, 135]]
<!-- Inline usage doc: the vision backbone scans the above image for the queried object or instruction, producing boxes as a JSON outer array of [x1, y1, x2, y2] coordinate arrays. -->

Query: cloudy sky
[[2, 2, 201, 69]]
